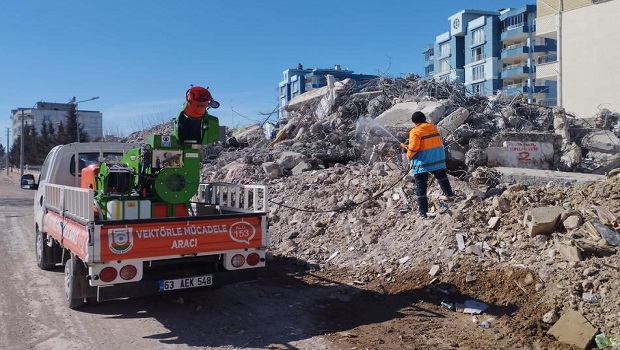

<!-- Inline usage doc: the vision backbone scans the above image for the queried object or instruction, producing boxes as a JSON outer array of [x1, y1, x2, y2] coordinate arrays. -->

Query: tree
[[65, 103, 89, 143], [0, 143, 5, 158], [54, 121, 68, 145]]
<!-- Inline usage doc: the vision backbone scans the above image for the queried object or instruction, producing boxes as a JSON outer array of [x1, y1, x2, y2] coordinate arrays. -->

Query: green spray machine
[[91, 86, 220, 220]]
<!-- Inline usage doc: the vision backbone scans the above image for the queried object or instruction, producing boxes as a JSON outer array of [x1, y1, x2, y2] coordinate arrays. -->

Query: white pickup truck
[[21, 141, 269, 308]]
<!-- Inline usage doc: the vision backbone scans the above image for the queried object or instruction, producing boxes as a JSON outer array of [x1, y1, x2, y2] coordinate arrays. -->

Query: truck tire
[[35, 229, 55, 270], [64, 253, 86, 309]]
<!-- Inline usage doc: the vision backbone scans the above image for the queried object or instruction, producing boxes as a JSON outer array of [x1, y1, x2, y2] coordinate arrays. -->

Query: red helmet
[[184, 86, 212, 118]]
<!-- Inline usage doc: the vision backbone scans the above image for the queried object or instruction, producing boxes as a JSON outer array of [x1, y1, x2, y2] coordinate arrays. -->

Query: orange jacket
[[405, 123, 446, 174]]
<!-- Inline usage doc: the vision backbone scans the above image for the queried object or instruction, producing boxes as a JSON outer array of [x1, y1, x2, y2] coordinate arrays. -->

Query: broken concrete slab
[[456, 234, 466, 251], [285, 78, 351, 113], [375, 101, 446, 128], [437, 107, 469, 138], [557, 244, 582, 262], [581, 130, 620, 153], [276, 151, 307, 170], [494, 167, 605, 187], [262, 162, 281, 179], [562, 215, 583, 231], [523, 206, 565, 237], [548, 310, 597, 350]]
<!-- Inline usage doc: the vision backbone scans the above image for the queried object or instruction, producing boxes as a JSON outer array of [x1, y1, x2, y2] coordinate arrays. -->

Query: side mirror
[[20, 174, 38, 190], [209, 100, 220, 109]]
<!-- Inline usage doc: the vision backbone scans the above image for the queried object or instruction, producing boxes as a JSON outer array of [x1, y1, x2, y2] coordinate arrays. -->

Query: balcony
[[501, 43, 528, 60], [535, 15, 557, 39], [538, 98, 557, 107], [500, 24, 534, 41], [502, 82, 549, 95], [535, 53, 558, 80], [500, 64, 530, 79], [536, 53, 557, 65], [502, 82, 527, 94]]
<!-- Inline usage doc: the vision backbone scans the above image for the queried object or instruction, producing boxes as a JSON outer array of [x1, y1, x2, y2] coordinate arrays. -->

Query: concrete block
[[488, 217, 500, 229], [581, 130, 620, 153], [437, 107, 469, 138], [488, 141, 555, 169], [456, 233, 465, 251], [262, 162, 281, 179], [557, 244, 582, 262], [523, 206, 565, 237], [548, 311, 597, 350], [494, 167, 605, 187]]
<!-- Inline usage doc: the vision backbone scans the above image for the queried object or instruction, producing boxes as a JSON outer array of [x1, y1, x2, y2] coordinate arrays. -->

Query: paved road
[[0, 173, 332, 350]]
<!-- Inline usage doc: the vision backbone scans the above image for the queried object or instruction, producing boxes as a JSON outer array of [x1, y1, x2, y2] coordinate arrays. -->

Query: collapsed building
[[124, 75, 620, 345], [197, 75, 619, 182]]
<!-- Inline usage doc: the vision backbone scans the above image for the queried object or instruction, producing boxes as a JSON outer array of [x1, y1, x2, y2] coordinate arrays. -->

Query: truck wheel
[[35, 229, 55, 270], [64, 253, 86, 309]]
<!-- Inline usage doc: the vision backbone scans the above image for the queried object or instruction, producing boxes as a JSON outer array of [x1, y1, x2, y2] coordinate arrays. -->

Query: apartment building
[[499, 5, 557, 104], [424, 5, 558, 105], [278, 64, 377, 121], [535, 0, 620, 118], [10, 102, 103, 142]]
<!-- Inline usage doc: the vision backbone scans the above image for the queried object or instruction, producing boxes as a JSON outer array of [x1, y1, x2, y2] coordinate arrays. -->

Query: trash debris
[[441, 300, 456, 311], [594, 332, 614, 348], [582, 292, 598, 303], [479, 318, 496, 329], [463, 300, 489, 314]]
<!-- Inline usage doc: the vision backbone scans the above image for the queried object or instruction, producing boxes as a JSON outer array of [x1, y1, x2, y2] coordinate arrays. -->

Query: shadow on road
[[76, 256, 518, 349]]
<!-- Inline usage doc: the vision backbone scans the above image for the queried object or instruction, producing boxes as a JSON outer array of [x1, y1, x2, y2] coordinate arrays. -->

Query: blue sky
[[0, 0, 531, 149]]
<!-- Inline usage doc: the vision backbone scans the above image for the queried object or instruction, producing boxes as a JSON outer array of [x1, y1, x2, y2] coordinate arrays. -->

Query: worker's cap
[[411, 111, 426, 123]]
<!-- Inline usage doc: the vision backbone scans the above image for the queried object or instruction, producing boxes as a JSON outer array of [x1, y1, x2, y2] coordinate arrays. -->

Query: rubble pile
[[123, 75, 620, 345]]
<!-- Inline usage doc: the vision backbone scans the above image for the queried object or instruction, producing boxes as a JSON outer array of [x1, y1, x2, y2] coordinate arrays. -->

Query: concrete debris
[[121, 75, 620, 340], [429, 264, 441, 277], [523, 206, 565, 237], [548, 311, 598, 350]]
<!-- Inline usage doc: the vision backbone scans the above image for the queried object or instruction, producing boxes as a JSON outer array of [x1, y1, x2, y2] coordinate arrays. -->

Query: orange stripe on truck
[[100, 216, 264, 261]]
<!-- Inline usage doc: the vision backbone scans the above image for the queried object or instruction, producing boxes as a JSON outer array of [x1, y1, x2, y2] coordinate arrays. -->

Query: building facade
[[278, 64, 377, 121], [424, 5, 558, 105], [535, 0, 619, 117], [10, 101, 103, 143]]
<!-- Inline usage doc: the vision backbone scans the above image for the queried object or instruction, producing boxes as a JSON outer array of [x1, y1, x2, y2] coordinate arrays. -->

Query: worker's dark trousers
[[414, 168, 455, 216]]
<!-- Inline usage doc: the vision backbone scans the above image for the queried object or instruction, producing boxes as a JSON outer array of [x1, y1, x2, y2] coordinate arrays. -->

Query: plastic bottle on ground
[[479, 318, 495, 329]]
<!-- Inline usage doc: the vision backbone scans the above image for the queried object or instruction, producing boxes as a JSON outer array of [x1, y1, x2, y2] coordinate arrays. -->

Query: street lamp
[[70, 96, 99, 142], [19, 103, 37, 178]]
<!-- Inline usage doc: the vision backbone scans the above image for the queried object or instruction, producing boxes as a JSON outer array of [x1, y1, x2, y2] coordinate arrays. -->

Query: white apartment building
[[536, 0, 620, 118], [10, 102, 103, 143]]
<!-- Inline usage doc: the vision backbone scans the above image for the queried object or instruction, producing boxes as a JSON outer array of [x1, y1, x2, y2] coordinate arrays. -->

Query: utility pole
[[5, 127, 8, 176], [20, 108, 24, 178], [71, 96, 99, 143]]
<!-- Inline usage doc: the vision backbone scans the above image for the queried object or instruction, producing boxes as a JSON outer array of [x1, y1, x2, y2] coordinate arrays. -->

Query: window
[[439, 42, 450, 57], [472, 83, 483, 95], [472, 47, 484, 62], [424, 48, 434, 61], [425, 65, 434, 76], [501, 13, 526, 31], [472, 29, 485, 45], [439, 58, 450, 73], [472, 64, 485, 81]]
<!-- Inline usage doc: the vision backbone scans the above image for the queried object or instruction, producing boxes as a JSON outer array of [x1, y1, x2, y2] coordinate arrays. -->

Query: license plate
[[159, 275, 213, 291]]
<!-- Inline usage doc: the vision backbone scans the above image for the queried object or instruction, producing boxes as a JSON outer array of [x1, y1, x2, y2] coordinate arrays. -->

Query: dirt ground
[[0, 171, 594, 349]]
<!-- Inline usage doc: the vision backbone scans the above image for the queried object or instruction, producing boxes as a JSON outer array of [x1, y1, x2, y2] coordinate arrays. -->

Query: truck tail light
[[100, 267, 118, 282], [119, 265, 137, 280], [231, 254, 245, 268], [246, 253, 260, 266]]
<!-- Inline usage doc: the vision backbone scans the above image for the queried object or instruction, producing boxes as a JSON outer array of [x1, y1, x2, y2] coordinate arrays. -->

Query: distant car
[[20, 173, 37, 190]]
